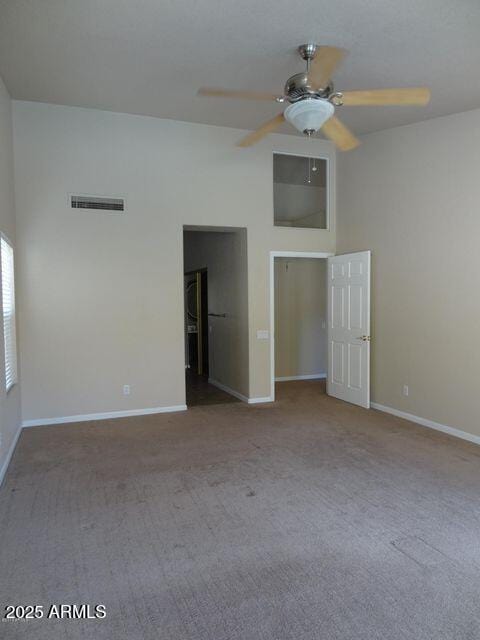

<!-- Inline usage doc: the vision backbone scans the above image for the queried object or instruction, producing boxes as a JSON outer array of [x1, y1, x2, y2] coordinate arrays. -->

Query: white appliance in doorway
[[327, 251, 371, 408]]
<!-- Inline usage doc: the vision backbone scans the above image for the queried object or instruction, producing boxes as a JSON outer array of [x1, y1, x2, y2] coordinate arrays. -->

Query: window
[[1, 236, 17, 392], [273, 153, 328, 229]]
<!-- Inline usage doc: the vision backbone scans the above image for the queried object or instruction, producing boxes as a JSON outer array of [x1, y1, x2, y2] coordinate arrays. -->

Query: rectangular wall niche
[[273, 153, 327, 229]]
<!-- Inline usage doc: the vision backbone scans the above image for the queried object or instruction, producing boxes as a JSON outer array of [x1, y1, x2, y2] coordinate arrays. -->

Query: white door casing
[[327, 251, 371, 408]]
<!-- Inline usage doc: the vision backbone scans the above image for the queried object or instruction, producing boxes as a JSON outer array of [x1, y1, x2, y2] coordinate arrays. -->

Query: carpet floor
[[1, 380, 480, 639]]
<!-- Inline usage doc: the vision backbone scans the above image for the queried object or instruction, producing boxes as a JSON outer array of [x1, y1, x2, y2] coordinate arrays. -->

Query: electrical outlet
[[123, 384, 131, 396], [402, 385, 409, 397]]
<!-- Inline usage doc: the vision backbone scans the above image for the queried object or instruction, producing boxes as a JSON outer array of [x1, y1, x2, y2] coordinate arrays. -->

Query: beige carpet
[[1, 380, 480, 639]]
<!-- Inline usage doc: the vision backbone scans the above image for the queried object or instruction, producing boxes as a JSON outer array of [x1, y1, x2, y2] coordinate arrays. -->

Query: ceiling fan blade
[[198, 87, 280, 101], [342, 87, 431, 106], [321, 116, 360, 151], [237, 113, 285, 147], [308, 46, 347, 88]]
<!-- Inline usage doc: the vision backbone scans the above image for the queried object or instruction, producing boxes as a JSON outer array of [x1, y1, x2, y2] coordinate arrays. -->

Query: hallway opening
[[183, 226, 248, 407]]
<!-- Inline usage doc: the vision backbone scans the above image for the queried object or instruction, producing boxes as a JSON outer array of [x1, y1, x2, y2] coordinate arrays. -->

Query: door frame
[[269, 250, 334, 402]]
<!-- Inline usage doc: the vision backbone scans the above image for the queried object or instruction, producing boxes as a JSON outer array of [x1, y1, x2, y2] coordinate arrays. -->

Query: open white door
[[327, 251, 371, 408]]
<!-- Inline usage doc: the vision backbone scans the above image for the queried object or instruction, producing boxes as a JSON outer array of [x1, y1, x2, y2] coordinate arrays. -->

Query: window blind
[[1, 236, 17, 392]]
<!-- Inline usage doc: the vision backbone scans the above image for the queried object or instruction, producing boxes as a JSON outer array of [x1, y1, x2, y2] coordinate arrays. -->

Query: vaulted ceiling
[[0, 0, 478, 137]]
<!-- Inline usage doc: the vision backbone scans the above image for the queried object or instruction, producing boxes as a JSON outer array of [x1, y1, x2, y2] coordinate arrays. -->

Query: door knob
[[356, 335, 371, 341]]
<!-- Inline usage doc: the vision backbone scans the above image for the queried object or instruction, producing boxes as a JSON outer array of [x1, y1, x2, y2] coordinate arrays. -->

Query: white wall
[[274, 258, 327, 379], [0, 77, 21, 480], [337, 108, 480, 439], [184, 230, 249, 397], [13, 101, 336, 421]]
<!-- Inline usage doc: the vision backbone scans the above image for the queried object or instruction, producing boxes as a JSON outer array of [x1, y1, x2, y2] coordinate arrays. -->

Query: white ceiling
[[0, 0, 479, 136]]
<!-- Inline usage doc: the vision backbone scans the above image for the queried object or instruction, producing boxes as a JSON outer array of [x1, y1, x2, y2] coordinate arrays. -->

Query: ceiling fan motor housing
[[284, 72, 333, 102]]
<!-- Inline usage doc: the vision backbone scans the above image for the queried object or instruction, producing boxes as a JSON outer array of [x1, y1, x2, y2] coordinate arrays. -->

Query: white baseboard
[[208, 378, 273, 405], [275, 373, 327, 382], [247, 396, 273, 404], [0, 425, 22, 487], [22, 404, 187, 428], [371, 402, 480, 447]]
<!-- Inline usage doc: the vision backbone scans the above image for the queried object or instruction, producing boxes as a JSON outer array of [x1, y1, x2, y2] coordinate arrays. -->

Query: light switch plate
[[256, 329, 269, 340]]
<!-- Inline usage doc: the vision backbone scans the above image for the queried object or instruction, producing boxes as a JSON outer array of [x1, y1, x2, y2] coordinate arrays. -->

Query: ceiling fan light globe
[[284, 99, 334, 134]]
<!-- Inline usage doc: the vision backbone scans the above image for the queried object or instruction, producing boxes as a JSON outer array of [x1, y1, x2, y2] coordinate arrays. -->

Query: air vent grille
[[71, 195, 125, 211]]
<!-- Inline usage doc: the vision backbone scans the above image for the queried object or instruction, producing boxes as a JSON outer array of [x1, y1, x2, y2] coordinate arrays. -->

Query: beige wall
[[13, 101, 336, 421], [9, 97, 480, 441], [337, 108, 480, 438], [184, 230, 249, 397], [0, 77, 21, 478], [274, 258, 327, 379], [273, 183, 326, 228]]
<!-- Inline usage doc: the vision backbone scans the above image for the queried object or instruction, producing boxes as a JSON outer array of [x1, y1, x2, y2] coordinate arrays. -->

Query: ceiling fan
[[198, 44, 431, 150]]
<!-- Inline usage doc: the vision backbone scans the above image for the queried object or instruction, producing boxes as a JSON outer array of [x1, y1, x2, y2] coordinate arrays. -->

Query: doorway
[[270, 251, 332, 400], [270, 250, 371, 408], [183, 227, 249, 407], [271, 253, 331, 401], [184, 269, 209, 377]]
